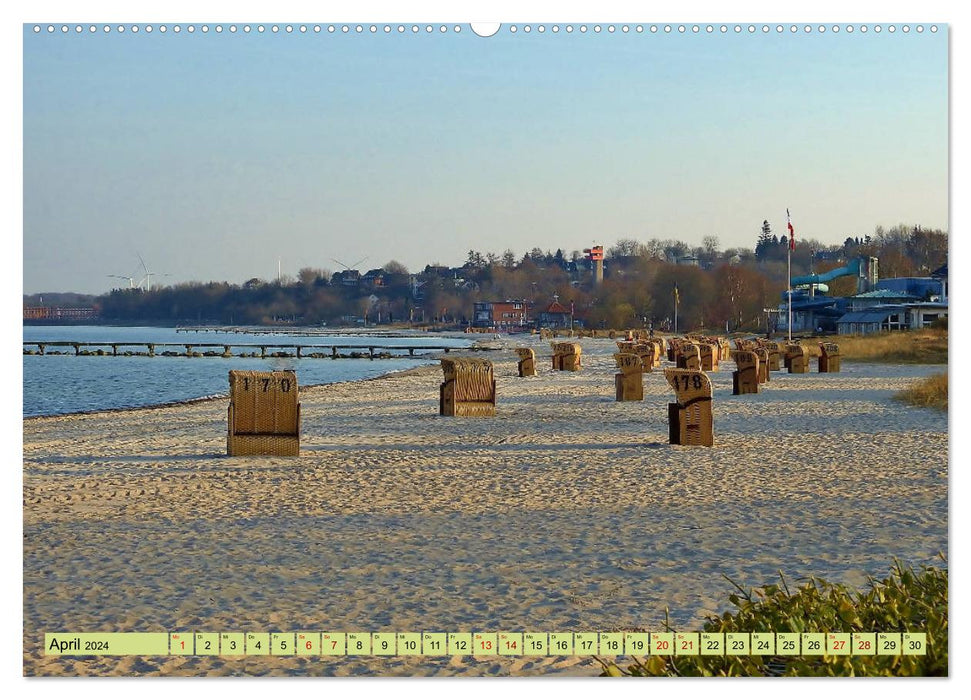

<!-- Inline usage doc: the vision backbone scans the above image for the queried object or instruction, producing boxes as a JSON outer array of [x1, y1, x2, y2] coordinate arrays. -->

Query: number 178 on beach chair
[[227, 370, 300, 456]]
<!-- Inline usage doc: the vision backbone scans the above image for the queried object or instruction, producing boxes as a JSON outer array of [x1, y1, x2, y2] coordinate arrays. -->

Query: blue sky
[[23, 21, 947, 293]]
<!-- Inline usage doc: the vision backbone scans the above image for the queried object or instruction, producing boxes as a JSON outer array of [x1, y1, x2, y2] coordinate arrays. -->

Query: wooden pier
[[175, 326, 432, 338], [23, 341, 472, 360]]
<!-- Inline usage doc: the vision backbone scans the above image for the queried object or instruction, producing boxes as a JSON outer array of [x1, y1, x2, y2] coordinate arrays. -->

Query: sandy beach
[[22, 336, 948, 676]]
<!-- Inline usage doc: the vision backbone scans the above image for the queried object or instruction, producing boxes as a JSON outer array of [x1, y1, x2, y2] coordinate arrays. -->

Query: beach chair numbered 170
[[664, 368, 714, 446], [440, 358, 496, 417], [227, 370, 300, 456]]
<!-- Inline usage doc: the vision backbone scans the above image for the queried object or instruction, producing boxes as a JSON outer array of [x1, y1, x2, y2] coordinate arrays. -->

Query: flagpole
[[787, 208, 793, 342], [674, 285, 679, 334], [787, 245, 792, 342]]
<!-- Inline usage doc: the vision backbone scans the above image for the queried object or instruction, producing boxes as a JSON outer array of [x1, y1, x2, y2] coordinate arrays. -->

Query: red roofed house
[[537, 299, 572, 330]]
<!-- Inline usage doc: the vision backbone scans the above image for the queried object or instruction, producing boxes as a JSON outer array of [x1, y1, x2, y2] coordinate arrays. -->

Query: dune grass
[[597, 559, 947, 677], [893, 372, 948, 411], [804, 330, 948, 364]]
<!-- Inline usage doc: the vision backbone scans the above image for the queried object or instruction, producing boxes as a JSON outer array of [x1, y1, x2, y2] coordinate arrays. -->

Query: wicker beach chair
[[440, 358, 496, 417], [227, 370, 300, 456], [664, 367, 714, 446], [613, 353, 644, 401], [731, 350, 760, 395]]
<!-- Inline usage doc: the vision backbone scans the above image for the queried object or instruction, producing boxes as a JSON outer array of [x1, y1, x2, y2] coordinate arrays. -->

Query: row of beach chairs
[[226, 337, 839, 455]]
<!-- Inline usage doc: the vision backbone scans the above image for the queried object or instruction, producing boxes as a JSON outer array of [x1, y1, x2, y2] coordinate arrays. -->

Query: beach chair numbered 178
[[227, 370, 300, 456], [664, 368, 714, 446], [440, 358, 496, 417]]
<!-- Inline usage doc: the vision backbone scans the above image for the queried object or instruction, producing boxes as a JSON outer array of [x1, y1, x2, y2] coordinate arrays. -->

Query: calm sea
[[23, 326, 474, 417]]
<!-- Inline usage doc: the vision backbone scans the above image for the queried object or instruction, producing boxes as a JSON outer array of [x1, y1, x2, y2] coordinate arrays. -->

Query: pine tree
[[755, 220, 774, 260]]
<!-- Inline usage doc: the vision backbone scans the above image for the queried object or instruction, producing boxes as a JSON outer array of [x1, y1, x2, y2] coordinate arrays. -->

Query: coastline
[[23, 339, 948, 676], [22, 361, 442, 422]]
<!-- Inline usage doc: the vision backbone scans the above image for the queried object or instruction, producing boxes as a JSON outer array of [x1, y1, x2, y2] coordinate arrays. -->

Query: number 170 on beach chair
[[227, 370, 300, 456]]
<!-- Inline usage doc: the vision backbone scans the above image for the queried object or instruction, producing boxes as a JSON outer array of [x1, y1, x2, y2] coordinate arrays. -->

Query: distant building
[[931, 264, 948, 302], [332, 270, 361, 287], [361, 269, 385, 288], [873, 276, 945, 301], [23, 307, 50, 320], [537, 299, 572, 330], [833, 275, 949, 334], [836, 303, 948, 335], [472, 300, 530, 329], [422, 265, 456, 278], [23, 306, 98, 321], [849, 289, 920, 310]]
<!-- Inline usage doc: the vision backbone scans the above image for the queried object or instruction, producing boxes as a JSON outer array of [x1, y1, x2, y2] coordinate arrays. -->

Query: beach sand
[[22, 336, 948, 676]]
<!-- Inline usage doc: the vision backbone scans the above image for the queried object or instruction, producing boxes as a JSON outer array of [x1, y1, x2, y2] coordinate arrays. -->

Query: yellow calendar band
[[44, 631, 928, 657]]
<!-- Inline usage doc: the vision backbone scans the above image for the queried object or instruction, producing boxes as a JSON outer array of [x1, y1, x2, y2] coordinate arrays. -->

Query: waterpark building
[[777, 257, 948, 334]]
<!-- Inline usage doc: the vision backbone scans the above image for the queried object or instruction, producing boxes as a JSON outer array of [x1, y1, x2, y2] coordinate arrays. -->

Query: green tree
[[755, 220, 774, 260]]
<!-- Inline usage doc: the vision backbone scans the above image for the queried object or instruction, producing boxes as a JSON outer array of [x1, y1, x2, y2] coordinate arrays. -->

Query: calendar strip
[[45, 631, 927, 657]]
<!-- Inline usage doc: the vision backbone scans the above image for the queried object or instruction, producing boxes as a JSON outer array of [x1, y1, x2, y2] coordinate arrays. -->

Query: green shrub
[[597, 559, 947, 676]]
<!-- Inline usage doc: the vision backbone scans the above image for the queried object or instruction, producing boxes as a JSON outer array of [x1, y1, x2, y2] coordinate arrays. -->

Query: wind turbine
[[135, 253, 169, 292], [107, 259, 143, 290], [107, 274, 136, 289], [331, 256, 369, 272], [135, 253, 170, 292]]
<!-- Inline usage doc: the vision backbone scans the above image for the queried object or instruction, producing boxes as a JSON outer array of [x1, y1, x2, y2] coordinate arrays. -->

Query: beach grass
[[893, 372, 948, 411], [811, 330, 947, 364], [598, 559, 948, 677]]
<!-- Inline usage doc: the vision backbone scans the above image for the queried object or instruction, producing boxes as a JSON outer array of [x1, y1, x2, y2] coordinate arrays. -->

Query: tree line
[[35, 223, 947, 331]]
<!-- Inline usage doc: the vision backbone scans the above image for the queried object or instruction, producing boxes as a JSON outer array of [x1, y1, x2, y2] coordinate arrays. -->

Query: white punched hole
[[471, 23, 500, 37]]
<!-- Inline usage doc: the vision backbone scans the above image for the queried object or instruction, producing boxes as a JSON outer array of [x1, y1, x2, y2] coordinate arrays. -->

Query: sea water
[[23, 326, 474, 417]]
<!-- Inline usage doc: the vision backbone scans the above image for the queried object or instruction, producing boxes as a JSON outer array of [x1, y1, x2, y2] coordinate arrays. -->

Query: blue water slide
[[790, 257, 862, 287]]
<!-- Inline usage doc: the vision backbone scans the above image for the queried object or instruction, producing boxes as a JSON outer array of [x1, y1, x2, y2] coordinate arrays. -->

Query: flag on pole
[[787, 208, 795, 250], [673, 283, 679, 305]]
